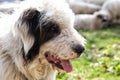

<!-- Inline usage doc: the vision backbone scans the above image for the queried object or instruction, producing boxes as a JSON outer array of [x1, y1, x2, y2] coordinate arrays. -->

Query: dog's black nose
[[73, 45, 85, 56]]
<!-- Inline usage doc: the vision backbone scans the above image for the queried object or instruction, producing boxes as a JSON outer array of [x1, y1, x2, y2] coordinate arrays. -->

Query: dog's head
[[13, 0, 85, 74]]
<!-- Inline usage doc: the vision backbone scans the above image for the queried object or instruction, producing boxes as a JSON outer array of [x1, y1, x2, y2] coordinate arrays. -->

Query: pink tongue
[[46, 55, 73, 73], [61, 60, 72, 73]]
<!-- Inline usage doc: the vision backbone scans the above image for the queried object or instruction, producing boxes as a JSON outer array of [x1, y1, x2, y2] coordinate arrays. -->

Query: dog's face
[[14, 0, 85, 73]]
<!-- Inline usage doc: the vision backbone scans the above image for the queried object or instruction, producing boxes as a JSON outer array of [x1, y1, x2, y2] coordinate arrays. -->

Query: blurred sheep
[[94, 0, 120, 24], [66, 0, 101, 14], [82, 0, 108, 6], [74, 14, 108, 30]]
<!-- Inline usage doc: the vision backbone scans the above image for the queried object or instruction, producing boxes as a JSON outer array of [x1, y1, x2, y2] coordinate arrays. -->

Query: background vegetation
[[57, 25, 120, 80]]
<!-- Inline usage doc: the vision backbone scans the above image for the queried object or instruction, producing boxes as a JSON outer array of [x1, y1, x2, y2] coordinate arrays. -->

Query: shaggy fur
[[0, 0, 85, 80]]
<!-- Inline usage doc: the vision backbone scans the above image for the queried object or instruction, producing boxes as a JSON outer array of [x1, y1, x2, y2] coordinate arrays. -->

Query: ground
[[57, 25, 120, 80]]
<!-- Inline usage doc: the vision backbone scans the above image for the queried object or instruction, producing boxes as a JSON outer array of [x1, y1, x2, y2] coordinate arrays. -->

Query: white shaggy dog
[[66, 0, 101, 14], [74, 14, 107, 30], [95, 0, 120, 24], [0, 0, 85, 80]]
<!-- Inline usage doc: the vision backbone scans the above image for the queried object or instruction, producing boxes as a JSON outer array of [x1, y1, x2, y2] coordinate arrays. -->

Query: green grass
[[57, 25, 120, 80]]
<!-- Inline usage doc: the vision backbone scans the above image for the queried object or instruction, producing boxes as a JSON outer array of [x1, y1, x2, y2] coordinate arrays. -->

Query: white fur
[[0, 0, 85, 80]]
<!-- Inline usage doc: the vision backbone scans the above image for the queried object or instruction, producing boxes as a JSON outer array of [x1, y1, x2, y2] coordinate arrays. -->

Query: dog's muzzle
[[73, 45, 85, 57], [45, 45, 85, 73]]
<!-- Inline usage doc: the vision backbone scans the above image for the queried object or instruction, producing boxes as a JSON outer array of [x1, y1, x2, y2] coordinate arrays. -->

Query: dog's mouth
[[45, 54, 72, 73]]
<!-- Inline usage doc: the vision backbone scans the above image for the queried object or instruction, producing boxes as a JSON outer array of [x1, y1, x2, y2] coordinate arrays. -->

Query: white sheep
[[82, 0, 108, 6], [66, 0, 101, 14], [95, 0, 120, 24], [74, 14, 107, 30]]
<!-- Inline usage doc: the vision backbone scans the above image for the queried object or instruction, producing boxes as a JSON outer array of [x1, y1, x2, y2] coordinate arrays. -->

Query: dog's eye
[[50, 26, 57, 32], [40, 21, 61, 45], [51, 27, 56, 31], [48, 22, 60, 33], [42, 21, 60, 34]]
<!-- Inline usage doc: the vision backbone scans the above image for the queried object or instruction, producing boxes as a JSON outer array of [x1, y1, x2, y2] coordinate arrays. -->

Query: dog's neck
[[26, 56, 56, 80], [0, 32, 56, 80]]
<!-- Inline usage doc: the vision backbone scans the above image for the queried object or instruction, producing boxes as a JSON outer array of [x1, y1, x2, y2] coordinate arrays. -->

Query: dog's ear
[[15, 8, 45, 61], [21, 8, 42, 35], [23, 8, 41, 61]]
